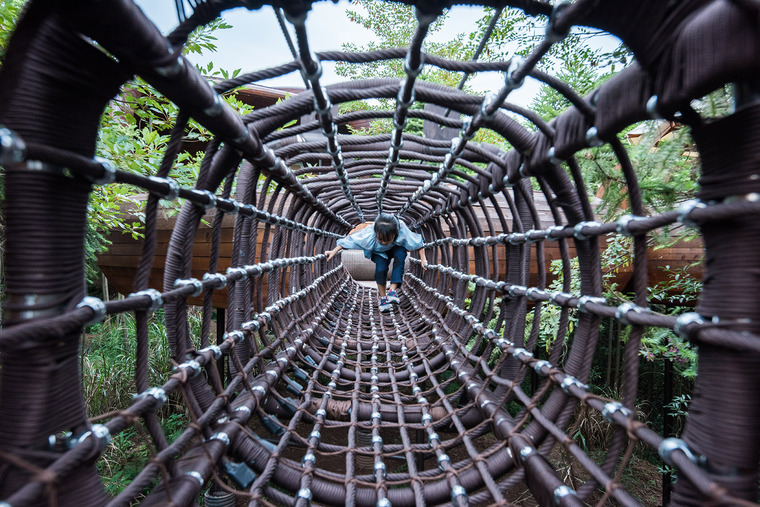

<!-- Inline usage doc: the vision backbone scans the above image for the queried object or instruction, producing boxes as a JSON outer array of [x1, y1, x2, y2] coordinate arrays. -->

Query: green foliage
[[529, 34, 621, 121], [581, 87, 732, 224], [335, 1, 501, 136], [337, 0, 452, 81], [82, 312, 173, 414], [184, 18, 233, 57], [0, 0, 22, 61], [84, 310, 203, 496], [524, 258, 580, 354], [0, 6, 244, 292], [98, 412, 189, 497]]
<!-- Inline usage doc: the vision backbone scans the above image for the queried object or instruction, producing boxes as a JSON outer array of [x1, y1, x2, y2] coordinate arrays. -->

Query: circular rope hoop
[[1, 1, 759, 505]]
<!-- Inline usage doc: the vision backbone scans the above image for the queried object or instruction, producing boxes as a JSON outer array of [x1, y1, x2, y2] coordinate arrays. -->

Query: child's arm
[[325, 245, 344, 261], [418, 247, 428, 269], [326, 223, 373, 261]]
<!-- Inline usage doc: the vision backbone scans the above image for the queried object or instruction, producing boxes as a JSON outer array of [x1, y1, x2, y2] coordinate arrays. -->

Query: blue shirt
[[337, 218, 423, 259]]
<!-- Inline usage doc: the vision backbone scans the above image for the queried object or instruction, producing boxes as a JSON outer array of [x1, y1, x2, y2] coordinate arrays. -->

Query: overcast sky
[[133, 0, 540, 107]]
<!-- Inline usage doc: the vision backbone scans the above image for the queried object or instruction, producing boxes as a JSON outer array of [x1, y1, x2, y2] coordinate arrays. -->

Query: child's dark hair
[[374, 213, 399, 244]]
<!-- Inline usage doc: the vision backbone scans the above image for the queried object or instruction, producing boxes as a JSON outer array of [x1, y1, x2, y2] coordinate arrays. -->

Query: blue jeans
[[372, 245, 407, 287]]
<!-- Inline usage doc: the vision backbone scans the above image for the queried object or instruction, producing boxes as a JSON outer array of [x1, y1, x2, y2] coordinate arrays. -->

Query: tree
[[0, 6, 245, 287], [335, 1, 524, 147]]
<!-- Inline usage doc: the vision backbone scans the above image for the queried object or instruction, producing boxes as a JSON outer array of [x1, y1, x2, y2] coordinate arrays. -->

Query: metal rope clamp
[[646, 95, 661, 119], [148, 175, 180, 201], [154, 45, 184, 78], [479, 92, 500, 122], [533, 360, 552, 376], [174, 278, 203, 297], [547, 146, 563, 166], [133, 387, 168, 409], [313, 91, 332, 116], [209, 432, 230, 447], [560, 375, 588, 394], [302, 453, 316, 467], [505, 56, 525, 91], [545, 225, 566, 241], [437, 453, 450, 470], [66, 424, 110, 453], [616, 302, 643, 326], [184, 470, 204, 486], [674, 312, 705, 339], [174, 360, 202, 379], [0, 126, 26, 166], [525, 288, 545, 301], [296, 488, 312, 503], [512, 348, 533, 360], [677, 199, 707, 229], [573, 221, 601, 241], [519, 446, 534, 462], [218, 197, 240, 215], [602, 401, 632, 423], [393, 112, 408, 129], [203, 272, 227, 289], [199, 345, 222, 360], [549, 291, 572, 306], [226, 266, 248, 281], [246, 264, 263, 277], [451, 485, 469, 505], [577, 295, 605, 313], [129, 289, 163, 313], [76, 296, 107, 326], [192, 189, 217, 210], [554, 485, 578, 504], [302, 52, 323, 81], [585, 127, 605, 148], [403, 50, 425, 78], [202, 91, 224, 117], [225, 330, 246, 344], [397, 79, 416, 108], [524, 229, 544, 243], [659, 437, 704, 467], [91, 157, 117, 186], [615, 214, 646, 237]]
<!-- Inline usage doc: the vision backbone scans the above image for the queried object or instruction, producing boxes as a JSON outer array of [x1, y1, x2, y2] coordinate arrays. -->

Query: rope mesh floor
[[1, 0, 760, 505]]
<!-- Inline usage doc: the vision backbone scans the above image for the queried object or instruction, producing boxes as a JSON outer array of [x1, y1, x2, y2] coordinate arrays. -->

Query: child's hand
[[422, 260, 429, 270], [325, 247, 340, 261]]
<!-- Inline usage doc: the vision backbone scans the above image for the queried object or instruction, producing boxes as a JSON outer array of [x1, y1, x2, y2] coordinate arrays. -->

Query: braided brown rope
[[1, 0, 759, 505]]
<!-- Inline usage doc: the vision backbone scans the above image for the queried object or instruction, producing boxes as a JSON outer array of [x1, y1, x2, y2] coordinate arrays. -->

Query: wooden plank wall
[[99, 192, 704, 309]]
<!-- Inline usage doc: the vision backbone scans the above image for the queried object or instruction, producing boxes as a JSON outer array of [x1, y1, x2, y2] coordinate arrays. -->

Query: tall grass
[[83, 313, 167, 415], [82, 309, 205, 497]]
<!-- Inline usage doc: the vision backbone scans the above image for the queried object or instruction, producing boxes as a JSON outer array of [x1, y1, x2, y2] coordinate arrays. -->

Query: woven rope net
[[1, 0, 760, 505]]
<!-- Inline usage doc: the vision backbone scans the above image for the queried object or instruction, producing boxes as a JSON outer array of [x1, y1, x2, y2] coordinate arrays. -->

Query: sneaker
[[379, 297, 391, 313], [387, 289, 400, 304]]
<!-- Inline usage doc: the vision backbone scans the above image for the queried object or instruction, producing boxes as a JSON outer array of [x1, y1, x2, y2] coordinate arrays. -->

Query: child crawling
[[325, 213, 428, 312]]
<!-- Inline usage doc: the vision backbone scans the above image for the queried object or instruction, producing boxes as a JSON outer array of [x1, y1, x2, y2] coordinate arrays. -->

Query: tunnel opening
[[0, 1, 758, 506]]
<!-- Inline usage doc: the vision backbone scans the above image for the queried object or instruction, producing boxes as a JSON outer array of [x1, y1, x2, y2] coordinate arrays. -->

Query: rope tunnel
[[1, 0, 760, 505]]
